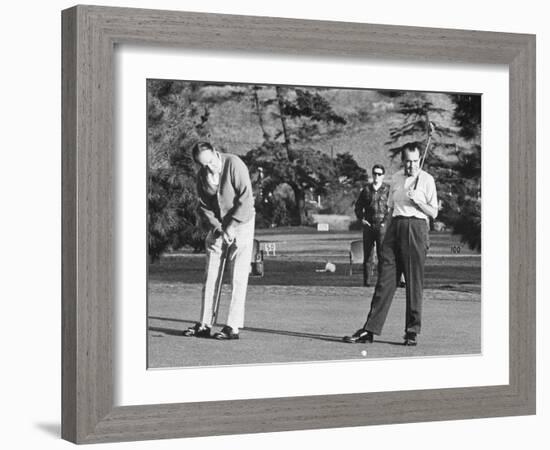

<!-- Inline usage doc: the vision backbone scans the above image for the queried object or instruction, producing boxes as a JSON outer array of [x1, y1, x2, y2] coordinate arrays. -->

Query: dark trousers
[[364, 217, 429, 335], [362, 224, 386, 285]]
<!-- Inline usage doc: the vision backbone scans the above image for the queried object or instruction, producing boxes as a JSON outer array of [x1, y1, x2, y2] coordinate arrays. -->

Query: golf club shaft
[[211, 237, 235, 325], [211, 243, 229, 325], [413, 126, 434, 189]]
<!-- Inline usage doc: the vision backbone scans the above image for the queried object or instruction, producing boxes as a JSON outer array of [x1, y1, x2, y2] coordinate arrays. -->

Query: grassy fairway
[[148, 284, 480, 368], [151, 229, 480, 292], [148, 228, 481, 368]]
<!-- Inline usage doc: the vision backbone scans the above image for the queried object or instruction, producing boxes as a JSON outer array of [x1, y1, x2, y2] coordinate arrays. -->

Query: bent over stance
[[183, 142, 255, 341]]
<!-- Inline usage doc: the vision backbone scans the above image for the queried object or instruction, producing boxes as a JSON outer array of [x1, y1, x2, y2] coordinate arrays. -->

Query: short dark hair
[[401, 146, 420, 161], [372, 164, 385, 175], [191, 141, 214, 162]]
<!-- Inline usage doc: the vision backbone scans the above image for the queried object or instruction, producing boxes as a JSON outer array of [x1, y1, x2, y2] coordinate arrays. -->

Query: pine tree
[[447, 94, 481, 251], [147, 80, 210, 260], [385, 92, 481, 251], [246, 86, 348, 225]]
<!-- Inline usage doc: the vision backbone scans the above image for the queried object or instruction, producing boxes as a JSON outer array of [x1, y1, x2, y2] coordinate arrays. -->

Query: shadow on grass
[[149, 315, 345, 343], [148, 315, 405, 346], [148, 317, 195, 337], [241, 325, 345, 343], [149, 326, 189, 337], [242, 326, 407, 346]]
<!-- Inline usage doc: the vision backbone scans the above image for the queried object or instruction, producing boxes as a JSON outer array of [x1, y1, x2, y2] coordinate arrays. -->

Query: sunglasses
[[373, 172, 384, 176]]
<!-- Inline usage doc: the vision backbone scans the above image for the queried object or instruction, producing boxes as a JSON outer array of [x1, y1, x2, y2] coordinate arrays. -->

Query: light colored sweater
[[196, 153, 255, 232]]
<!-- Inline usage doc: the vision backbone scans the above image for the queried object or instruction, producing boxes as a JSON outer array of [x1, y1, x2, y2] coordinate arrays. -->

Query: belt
[[363, 220, 385, 226], [393, 215, 425, 221]]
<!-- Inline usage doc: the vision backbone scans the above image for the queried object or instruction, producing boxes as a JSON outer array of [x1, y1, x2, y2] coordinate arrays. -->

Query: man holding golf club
[[182, 141, 255, 340], [344, 129, 438, 346]]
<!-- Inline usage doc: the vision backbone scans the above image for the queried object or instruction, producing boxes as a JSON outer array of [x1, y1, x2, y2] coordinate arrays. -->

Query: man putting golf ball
[[182, 141, 255, 341]]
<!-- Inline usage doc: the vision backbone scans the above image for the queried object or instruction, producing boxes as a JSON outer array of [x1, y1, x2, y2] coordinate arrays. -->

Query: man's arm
[[409, 175, 438, 219], [354, 189, 365, 220], [198, 202, 223, 233], [196, 181, 223, 233], [355, 188, 372, 226], [411, 198, 437, 219], [381, 183, 392, 224], [223, 157, 254, 238], [383, 207, 394, 227]]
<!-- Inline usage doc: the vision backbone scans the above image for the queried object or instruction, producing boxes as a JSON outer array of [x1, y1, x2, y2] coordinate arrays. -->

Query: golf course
[[148, 228, 481, 368]]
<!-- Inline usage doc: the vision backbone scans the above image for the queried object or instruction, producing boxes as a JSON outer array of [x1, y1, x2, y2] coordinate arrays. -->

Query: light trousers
[[199, 218, 255, 330]]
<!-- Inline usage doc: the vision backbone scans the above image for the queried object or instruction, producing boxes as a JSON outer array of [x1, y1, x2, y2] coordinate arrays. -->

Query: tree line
[[147, 81, 481, 260]]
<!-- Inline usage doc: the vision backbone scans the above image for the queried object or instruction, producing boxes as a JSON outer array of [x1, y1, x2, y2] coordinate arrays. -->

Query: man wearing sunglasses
[[182, 141, 255, 341], [354, 164, 391, 286]]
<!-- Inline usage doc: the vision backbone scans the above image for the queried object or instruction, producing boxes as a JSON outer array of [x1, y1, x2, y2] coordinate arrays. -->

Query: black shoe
[[213, 325, 240, 340], [343, 328, 374, 343], [182, 323, 211, 338], [403, 332, 417, 346]]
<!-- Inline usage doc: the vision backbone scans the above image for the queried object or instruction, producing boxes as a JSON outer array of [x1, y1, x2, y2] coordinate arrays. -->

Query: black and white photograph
[[147, 80, 482, 368], [3, 0, 544, 448]]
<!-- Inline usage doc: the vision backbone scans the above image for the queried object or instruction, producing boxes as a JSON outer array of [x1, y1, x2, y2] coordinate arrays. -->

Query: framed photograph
[[145, 79, 484, 369], [62, 5, 535, 444]]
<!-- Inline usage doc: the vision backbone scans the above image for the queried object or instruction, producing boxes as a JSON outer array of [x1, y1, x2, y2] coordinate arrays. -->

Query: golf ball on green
[[361, 350, 367, 357]]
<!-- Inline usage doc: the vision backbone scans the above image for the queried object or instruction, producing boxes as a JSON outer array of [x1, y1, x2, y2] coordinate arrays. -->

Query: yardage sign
[[263, 242, 277, 256]]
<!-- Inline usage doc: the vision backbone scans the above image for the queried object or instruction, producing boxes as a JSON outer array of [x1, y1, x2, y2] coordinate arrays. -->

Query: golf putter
[[211, 239, 234, 326]]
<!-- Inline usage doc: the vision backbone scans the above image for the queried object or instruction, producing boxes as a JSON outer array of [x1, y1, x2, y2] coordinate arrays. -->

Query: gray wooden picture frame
[[61, 5, 536, 444]]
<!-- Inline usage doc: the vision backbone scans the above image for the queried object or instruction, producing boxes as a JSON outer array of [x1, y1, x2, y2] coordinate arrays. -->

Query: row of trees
[[242, 87, 368, 227], [147, 81, 481, 260]]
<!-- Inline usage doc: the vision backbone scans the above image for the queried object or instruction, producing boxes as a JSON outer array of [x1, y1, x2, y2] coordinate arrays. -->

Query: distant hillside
[[200, 84, 463, 180]]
